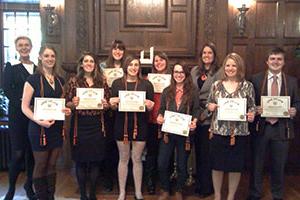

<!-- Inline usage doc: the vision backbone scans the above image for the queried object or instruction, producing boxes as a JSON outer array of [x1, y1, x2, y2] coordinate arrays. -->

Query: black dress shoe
[[147, 183, 155, 195], [246, 196, 261, 200], [196, 191, 214, 199], [103, 180, 113, 192]]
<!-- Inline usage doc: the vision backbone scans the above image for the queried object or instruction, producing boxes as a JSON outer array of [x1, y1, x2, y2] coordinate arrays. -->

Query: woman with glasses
[[157, 62, 200, 200]]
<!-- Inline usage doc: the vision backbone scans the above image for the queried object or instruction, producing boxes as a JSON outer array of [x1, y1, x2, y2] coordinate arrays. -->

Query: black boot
[[3, 188, 15, 200], [147, 177, 155, 195], [33, 177, 48, 200], [24, 179, 37, 200], [46, 173, 56, 200]]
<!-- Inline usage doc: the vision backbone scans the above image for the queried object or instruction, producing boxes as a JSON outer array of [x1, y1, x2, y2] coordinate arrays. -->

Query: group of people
[[2, 36, 299, 200]]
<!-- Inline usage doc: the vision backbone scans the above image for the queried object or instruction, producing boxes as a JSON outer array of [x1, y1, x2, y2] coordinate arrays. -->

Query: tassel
[[185, 138, 191, 151], [40, 133, 47, 146], [62, 125, 66, 141], [256, 121, 259, 132], [40, 128, 47, 146], [101, 113, 106, 137], [133, 126, 138, 140], [208, 128, 213, 139], [123, 134, 129, 144], [230, 135, 235, 146], [73, 135, 77, 145], [230, 125, 235, 146], [157, 127, 162, 139], [163, 133, 169, 144]]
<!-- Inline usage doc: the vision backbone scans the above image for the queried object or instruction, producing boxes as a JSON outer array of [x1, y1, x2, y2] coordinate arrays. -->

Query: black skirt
[[70, 115, 106, 162], [210, 134, 248, 172]]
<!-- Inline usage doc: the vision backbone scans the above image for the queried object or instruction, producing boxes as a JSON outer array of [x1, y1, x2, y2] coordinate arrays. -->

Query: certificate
[[103, 68, 124, 87], [217, 98, 247, 121], [148, 73, 171, 93], [261, 96, 290, 118], [34, 98, 65, 120], [118, 91, 146, 112], [161, 110, 192, 137], [76, 88, 104, 110]]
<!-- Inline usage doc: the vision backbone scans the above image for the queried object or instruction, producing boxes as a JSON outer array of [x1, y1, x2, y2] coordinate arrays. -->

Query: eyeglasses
[[173, 70, 185, 74]]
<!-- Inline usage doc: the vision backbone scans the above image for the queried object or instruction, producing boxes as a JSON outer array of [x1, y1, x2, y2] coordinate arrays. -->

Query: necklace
[[45, 74, 54, 85]]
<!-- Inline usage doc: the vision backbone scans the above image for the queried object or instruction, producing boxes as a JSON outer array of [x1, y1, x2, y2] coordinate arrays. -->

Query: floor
[[1, 169, 300, 200]]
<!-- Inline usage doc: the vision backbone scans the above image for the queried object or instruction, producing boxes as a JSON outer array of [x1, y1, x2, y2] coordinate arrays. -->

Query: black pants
[[249, 123, 289, 199], [144, 123, 160, 184], [194, 124, 213, 194]]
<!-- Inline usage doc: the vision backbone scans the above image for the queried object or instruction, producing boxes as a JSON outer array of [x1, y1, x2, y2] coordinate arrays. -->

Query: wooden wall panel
[[106, 0, 119, 5], [172, 0, 187, 6], [95, 0, 197, 60], [284, 3, 300, 38], [124, 0, 166, 26], [255, 2, 278, 38]]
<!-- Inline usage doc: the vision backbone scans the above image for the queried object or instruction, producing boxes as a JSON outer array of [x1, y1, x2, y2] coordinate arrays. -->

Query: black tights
[[7, 147, 34, 193], [75, 161, 100, 198], [32, 148, 61, 178]]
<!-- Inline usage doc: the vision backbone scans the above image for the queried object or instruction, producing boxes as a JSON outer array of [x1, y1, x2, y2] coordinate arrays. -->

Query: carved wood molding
[[76, 0, 89, 54], [204, 0, 217, 43]]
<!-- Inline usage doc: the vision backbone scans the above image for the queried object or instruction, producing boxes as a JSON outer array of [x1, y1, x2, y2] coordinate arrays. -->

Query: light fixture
[[236, 4, 249, 36], [43, 4, 59, 36]]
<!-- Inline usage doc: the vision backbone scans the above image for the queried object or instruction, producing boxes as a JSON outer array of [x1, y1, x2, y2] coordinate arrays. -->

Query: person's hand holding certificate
[[161, 110, 192, 137], [103, 68, 124, 87], [217, 98, 247, 121], [76, 88, 104, 110], [34, 97, 65, 120], [148, 73, 171, 93], [118, 91, 146, 112], [261, 96, 290, 118]]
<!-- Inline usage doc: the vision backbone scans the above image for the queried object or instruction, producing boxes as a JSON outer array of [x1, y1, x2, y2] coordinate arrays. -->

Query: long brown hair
[[36, 45, 58, 76], [76, 52, 104, 87], [105, 40, 126, 68], [165, 61, 195, 108], [152, 51, 170, 73], [199, 42, 218, 75]]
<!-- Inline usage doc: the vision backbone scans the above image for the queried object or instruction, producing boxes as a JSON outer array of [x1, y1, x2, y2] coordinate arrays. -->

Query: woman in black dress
[[99, 40, 126, 191], [66, 52, 110, 200], [157, 62, 200, 200], [21, 45, 71, 200], [110, 55, 154, 200], [3, 36, 36, 200]]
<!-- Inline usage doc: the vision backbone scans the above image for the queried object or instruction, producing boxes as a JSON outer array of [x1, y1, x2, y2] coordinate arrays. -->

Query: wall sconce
[[236, 4, 249, 36], [43, 4, 60, 36]]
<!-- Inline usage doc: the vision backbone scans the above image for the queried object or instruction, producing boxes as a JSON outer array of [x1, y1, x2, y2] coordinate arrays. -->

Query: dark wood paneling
[[172, 0, 187, 6], [106, 0, 120, 5], [124, 0, 167, 27], [96, 0, 197, 60], [255, 2, 278, 38], [284, 3, 300, 38]]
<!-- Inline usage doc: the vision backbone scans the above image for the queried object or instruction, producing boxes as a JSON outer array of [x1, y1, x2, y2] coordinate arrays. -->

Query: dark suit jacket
[[3, 62, 36, 119], [250, 71, 300, 139]]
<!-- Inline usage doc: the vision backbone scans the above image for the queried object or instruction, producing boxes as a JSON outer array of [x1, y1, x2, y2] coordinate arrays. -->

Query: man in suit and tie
[[248, 47, 300, 200]]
